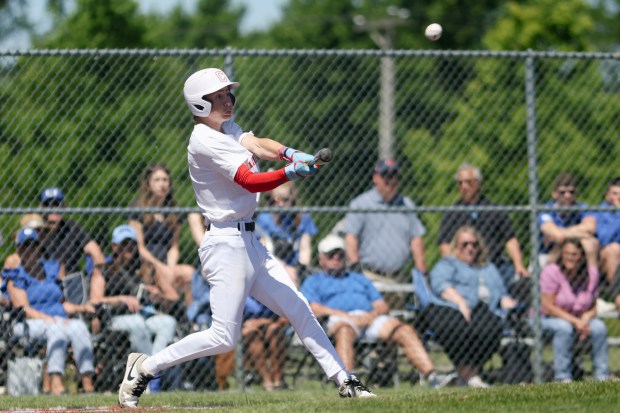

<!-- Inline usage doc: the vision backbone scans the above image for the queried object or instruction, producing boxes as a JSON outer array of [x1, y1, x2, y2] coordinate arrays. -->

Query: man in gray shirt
[[343, 160, 427, 284]]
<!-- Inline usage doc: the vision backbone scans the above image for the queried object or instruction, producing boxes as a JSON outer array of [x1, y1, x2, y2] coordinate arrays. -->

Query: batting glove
[[284, 162, 319, 181], [278, 146, 315, 164]]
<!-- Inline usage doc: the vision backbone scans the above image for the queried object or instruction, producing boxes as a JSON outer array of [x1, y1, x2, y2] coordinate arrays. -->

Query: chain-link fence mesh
[[1, 48, 620, 394]]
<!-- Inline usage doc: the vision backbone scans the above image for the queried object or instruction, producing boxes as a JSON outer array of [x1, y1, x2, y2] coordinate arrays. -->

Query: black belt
[[206, 222, 255, 232]]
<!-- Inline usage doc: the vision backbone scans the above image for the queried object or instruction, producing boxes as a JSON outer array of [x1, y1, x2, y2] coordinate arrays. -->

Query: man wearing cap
[[438, 164, 529, 299], [301, 235, 443, 388], [343, 159, 427, 284], [38, 187, 106, 281]]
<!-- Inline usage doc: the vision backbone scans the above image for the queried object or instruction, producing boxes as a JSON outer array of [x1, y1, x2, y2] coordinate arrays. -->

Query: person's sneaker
[[466, 375, 490, 388], [338, 375, 376, 398], [427, 371, 458, 389], [118, 353, 154, 408]]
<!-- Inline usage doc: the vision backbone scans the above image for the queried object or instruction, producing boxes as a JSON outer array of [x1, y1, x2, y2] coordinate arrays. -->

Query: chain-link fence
[[1, 48, 620, 394]]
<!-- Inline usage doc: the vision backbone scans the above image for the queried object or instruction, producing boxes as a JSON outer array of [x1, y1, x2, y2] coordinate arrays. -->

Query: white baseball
[[425, 23, 442, 41]]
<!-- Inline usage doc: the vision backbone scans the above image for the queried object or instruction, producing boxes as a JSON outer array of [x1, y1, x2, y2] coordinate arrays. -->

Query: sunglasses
[[457, 179, 478, 186], [326, 249, 345, 260], [42, 199, 64, 208], [558, 189, 576, 196], [459, 241, 479, 249]]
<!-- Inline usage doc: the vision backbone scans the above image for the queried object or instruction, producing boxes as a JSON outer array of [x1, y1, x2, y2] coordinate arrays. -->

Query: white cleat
[[338, 375, 377, 398], [118, 353, 154, 408]]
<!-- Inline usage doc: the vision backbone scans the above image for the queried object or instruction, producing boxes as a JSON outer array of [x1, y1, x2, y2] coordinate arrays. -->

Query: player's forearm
[[234, 163, 288, 193], [241, 134, 282, 161]]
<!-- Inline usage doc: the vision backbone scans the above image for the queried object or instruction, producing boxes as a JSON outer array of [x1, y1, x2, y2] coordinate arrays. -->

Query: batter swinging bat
[[308, 148, 333, 166]]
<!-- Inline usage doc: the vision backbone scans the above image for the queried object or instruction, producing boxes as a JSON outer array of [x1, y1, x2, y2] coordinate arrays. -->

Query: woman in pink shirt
[[540, 237, 609, 382]]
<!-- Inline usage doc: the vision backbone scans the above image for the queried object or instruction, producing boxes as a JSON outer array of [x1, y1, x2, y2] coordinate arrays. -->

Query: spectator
[[538, 173, 597, 267], [129, 163, 195, 308], [255, 181, 318, 285], [4, 214, 48, 269], [38, 187, 106, 281], [2, 227, 96, 395], [420, 225, 517, 388], [89, 224, 177, 363], [438, 164, 528, 298], [241, 297, 289, 391], [540, 238, 609, 382], [301, 235, 442, 387], [343, 159, 427, 284], [591, 178, 620, 287]]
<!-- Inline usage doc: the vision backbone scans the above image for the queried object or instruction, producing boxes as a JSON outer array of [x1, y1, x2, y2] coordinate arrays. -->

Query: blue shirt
[[255, 212, 317, 265], [301, 271, 383, 312], [430, 257, 508, 315], [1, 260, 65, 317], [592, 201, 620, 247], [538, 201, 591, 253]]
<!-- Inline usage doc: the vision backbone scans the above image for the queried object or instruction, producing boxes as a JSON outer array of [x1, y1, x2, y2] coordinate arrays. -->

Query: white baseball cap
[[318, 235, 345, 254]]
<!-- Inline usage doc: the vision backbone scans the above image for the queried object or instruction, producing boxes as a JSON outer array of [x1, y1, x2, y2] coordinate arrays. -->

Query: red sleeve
[[234, 163, 288, 193]]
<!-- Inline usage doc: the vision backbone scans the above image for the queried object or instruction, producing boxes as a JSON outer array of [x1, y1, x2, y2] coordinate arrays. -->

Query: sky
[[0, 0, 287, 50]]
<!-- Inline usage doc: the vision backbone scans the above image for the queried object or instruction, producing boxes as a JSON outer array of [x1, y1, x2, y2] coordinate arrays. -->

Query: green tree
[[142, 0, 245, 49]]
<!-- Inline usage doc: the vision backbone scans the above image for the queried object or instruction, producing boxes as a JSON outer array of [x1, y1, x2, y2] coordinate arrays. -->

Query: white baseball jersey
[[187, 120, 260, 224]]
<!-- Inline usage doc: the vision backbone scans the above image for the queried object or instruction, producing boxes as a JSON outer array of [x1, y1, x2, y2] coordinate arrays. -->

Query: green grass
[[1, 381, 619, 413]]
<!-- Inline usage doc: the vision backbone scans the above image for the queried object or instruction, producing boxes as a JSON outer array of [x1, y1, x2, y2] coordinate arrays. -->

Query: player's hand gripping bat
[[308, 148, 333, 166]]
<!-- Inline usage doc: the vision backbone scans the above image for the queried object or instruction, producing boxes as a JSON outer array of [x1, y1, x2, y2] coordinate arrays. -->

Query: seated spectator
[[591, 178, 620, 295], [438, 163, 529, 299], [3, 214, 47, 269], [129, 164, 195, 308], [538, 173, 597, 267], [38, 187, 106, 281], [419, 225, 517, 388], [89, 225, 177, 364], [255, 181, 318, 285], [540, 237, 609, 382], [2, 227, 96, 395], [240, 296, 289, 391], [301, 235, 442, 387], [343, 159, 427, 284]]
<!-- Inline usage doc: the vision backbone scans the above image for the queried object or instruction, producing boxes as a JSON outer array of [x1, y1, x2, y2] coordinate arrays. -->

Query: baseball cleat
[[338, 374, 376, 398], [118, 353, 154, 408]]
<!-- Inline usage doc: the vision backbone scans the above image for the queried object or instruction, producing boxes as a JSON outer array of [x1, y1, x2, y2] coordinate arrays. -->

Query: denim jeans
[[541, 316, 609, 381], [14, 318, 95, 375], [109, 313, 177, 355]]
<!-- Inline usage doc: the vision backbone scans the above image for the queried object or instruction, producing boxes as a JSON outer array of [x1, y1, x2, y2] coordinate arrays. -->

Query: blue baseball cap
[[374, 159, 400, 175], [16, 227, 39, 245], [41, 187, 64, 203], [112, 225, 137, 244]]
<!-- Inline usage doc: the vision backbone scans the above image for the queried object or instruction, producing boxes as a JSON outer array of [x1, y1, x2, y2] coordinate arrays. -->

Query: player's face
[[206, 86, 234, 122], [605, 185, 620, 207], [149, 169, 170, 199], [456, 169, 480, 204], [455, 232, 480, 264]]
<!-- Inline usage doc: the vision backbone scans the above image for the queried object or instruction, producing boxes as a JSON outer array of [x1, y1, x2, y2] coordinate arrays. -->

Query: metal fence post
[[525, 49, 543, 384]]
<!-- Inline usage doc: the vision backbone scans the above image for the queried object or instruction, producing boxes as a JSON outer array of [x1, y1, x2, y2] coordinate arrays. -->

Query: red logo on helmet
[[215, 71, 229, 82]]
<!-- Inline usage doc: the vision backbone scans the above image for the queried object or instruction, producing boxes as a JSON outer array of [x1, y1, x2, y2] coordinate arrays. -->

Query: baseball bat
[[308, 147, 333, 166]]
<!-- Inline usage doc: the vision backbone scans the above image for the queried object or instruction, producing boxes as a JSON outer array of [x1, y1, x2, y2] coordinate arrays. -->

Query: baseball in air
[[425, 23, 442, 41]]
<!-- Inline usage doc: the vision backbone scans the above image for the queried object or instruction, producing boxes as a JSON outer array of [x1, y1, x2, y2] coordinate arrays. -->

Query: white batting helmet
[[183, 68, 239, 117]]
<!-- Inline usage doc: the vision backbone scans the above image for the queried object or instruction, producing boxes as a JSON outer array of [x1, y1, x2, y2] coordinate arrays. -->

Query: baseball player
[[118, 68, 374, 407]]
